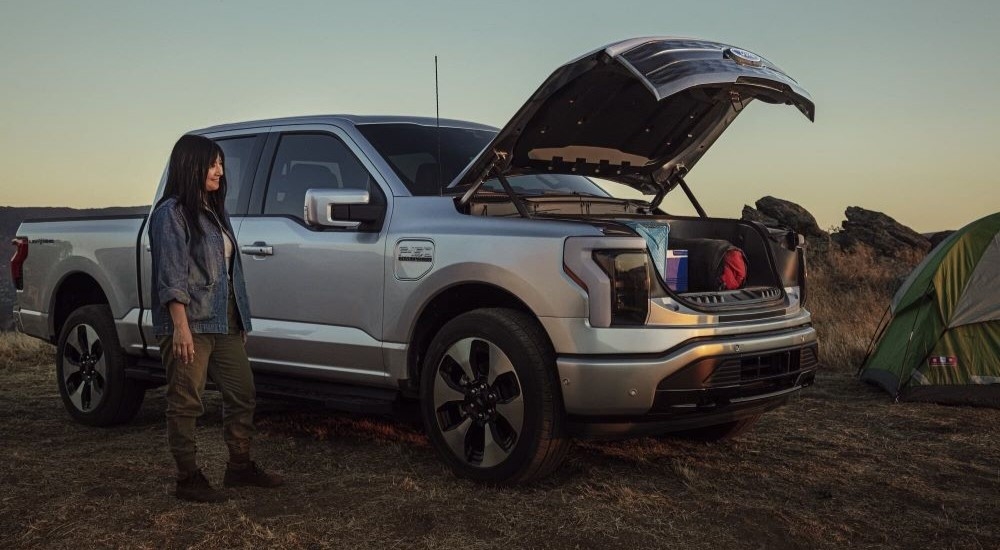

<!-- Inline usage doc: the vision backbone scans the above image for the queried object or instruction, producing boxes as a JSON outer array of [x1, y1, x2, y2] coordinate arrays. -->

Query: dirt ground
[[1, 346, 997, 549]]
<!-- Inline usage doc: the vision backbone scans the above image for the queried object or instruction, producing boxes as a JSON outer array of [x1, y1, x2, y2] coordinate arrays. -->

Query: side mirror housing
[[304, 189, 371, 229]]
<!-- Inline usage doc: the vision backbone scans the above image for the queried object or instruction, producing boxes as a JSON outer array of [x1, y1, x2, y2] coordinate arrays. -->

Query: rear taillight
[[592, 250, 650, 326], [11, 237, 28, 290]]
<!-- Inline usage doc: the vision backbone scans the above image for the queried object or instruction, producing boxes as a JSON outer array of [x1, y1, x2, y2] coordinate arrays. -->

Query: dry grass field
[[1, 247, 998, 549]]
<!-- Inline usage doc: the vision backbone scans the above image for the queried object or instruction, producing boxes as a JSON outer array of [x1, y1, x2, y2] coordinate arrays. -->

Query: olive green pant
[[160, 297, 255, 474]]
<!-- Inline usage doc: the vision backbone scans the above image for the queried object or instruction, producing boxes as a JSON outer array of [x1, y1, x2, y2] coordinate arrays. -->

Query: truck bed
[[15, 215, 147, 345]]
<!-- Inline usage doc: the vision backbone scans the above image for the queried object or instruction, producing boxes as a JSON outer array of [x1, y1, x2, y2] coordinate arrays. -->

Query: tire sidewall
[[420, 309, 556, 483], [56, 305, 131, 426]]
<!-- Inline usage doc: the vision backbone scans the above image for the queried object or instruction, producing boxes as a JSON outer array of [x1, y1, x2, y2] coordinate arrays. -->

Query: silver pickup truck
[[13, 37, 818, 484]]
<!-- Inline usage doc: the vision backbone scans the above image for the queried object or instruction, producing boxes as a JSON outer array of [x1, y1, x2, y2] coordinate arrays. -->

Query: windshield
[[357, 123, 493, 196], [481, 174, 609, 197], [357, 123, 610, 197]]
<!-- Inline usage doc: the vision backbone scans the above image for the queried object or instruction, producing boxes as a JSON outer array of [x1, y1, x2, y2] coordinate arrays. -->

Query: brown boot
[[175, 469, 228, 503], [223, 461, 284, 488]]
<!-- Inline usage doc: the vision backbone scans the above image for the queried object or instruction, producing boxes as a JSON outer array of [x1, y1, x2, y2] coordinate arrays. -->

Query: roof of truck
[[191, 115, 498, 135]]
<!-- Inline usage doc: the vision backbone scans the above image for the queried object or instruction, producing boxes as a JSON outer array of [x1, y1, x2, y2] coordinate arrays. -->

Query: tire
[[56, 305, 145, 426], [419, 308, 570, 484], [666, 414, 761, 442]]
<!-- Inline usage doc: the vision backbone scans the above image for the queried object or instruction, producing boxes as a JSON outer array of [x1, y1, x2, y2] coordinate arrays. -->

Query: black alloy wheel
[[61, 322, 107, 413], [432, 336, 525, 469], [420, 308, 570, 484], [56, 305, 145, 426]]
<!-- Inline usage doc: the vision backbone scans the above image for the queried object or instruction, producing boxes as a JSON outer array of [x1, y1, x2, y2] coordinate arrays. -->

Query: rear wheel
[[420, 308, 570, 484], [56, 305, 145, 426], [666, 415, 761, 442]]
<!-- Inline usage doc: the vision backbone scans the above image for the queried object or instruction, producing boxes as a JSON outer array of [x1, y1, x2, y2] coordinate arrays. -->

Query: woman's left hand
[[241, 331, 247, 345]]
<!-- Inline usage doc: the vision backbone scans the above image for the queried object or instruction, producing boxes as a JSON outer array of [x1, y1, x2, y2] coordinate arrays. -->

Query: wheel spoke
[[84, 326, 101, 357], [481, 423, 513, 468], [76, 325, 90, 358], [468, 340, 491, 380], [486, 344, 515, 385], [434, 367, 466, 406], [63, 362, 83, 386], [68, 379, 86, 411], [444, 338, 475, 382], [495, 394, 524, 434], [84, 380, 96, 410], [64, 332, 84, 366], [440, 417, 473, 459]]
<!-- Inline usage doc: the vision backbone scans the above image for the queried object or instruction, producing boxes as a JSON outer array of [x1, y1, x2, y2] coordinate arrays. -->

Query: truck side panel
[[16, 217, 146, 345]]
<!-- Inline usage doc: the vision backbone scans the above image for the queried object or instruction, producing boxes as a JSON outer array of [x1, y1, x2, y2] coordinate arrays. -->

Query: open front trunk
[[653, 216, 800, 311], [465, 192, 803, 313]]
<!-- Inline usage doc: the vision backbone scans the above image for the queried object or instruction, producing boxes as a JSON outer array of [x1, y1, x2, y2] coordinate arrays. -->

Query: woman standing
[[150, 134, 282, 502]]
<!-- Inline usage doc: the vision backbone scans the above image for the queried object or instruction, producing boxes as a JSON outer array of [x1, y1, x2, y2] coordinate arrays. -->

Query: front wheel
[[420, 308, 570, 484], [56, 305, 145, 426]]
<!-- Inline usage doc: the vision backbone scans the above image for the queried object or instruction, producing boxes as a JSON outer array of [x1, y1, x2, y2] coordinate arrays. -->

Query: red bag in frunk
[[668, 238, 749, 292], [720, 248, 748, 290]]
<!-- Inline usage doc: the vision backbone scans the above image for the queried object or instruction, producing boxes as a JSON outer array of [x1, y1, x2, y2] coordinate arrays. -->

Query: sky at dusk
[[2, 0, 998, 232]]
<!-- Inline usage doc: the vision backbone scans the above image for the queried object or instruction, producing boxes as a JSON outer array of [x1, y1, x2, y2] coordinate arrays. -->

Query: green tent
[[859, 212, 1000, 406]]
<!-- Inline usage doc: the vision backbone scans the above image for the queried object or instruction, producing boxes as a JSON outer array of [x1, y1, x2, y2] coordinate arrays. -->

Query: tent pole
[[896, 282, 936, 399], [859, 305, 892, 376]]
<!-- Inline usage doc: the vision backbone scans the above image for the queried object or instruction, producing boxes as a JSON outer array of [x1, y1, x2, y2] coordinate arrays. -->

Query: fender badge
[[725, 47, 764, 68]]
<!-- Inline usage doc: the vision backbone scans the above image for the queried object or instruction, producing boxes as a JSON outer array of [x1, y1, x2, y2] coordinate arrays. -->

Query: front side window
[[264, 133, 378, 219]]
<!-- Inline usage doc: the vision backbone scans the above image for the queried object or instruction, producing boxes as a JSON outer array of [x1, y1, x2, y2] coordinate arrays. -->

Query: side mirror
[[304, 189, 371, 229]]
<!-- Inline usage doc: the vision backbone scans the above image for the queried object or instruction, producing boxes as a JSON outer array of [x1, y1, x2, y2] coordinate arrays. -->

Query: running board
[[127, 359, 399, 415]]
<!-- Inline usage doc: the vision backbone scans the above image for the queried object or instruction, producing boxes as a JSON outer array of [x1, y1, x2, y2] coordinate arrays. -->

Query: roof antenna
[[435, 55, 442, 196]]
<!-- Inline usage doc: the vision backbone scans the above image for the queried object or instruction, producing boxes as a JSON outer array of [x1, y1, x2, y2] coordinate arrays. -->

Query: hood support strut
[[458, 150, 532, 218], [677, 176, 707, 218], [494, 169, 531, 218]]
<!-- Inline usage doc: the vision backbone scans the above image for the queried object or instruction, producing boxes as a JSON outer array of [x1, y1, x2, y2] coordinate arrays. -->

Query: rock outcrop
[[832, 206, 931, 257], [741, 205, 777, 226], [743, 196, 828, 239]]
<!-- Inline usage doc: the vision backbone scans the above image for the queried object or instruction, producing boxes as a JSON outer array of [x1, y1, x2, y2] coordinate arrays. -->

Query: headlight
[[592, 250, 650, 326]]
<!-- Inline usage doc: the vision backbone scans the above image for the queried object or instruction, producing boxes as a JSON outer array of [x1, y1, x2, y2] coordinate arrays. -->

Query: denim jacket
[[149, 197, 252, 337]]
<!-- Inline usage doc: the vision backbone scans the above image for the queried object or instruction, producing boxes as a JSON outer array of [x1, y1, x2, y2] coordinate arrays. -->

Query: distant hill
[[0, 206, 149, 331]]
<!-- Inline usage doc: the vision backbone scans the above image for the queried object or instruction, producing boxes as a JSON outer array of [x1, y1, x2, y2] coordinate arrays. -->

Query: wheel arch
[[49, 271, 111, 343], [404, 282, 554, 395]]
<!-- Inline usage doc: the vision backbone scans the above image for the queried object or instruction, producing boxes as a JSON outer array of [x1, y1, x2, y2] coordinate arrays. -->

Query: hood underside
[[452, 37, 814, 195]]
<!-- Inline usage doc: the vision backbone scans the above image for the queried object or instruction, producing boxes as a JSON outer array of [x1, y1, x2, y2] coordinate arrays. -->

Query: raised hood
[[452, 37, 814, 194]]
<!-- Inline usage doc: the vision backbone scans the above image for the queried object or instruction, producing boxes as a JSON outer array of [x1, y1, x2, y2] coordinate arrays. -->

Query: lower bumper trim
[[567, 382, 805, 440]]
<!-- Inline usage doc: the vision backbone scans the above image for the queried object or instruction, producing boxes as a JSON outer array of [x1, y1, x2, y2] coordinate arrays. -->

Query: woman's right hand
[[173, 324, 195, 365], [167, 301, 194, 364]]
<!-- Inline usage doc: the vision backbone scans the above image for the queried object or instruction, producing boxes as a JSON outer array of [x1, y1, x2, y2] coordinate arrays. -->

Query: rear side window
[[216, 136, 258, 215], [264, 133, 379, 219]]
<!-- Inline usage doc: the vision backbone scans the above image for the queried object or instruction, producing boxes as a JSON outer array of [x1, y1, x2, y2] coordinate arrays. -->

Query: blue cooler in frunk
[[665, 249, 688, 292]]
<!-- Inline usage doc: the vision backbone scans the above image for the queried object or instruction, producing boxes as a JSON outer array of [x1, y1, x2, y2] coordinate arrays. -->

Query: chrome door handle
[[240, 242, 274, 256]]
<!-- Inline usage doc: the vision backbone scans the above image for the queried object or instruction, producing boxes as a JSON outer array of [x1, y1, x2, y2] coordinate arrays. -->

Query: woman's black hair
[[161, 134, 227, 240]]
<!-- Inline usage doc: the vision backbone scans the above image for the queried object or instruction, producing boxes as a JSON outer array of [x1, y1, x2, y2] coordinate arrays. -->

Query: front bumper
[[556, 324, 818, 422]]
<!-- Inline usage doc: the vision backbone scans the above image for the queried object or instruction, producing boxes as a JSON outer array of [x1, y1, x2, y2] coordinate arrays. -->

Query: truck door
[[236, 126, 391, 386]]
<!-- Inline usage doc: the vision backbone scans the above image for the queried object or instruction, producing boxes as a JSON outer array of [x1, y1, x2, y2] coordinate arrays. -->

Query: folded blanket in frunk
[[669, 238, 748, 292], [619, 220, 669, 281]]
